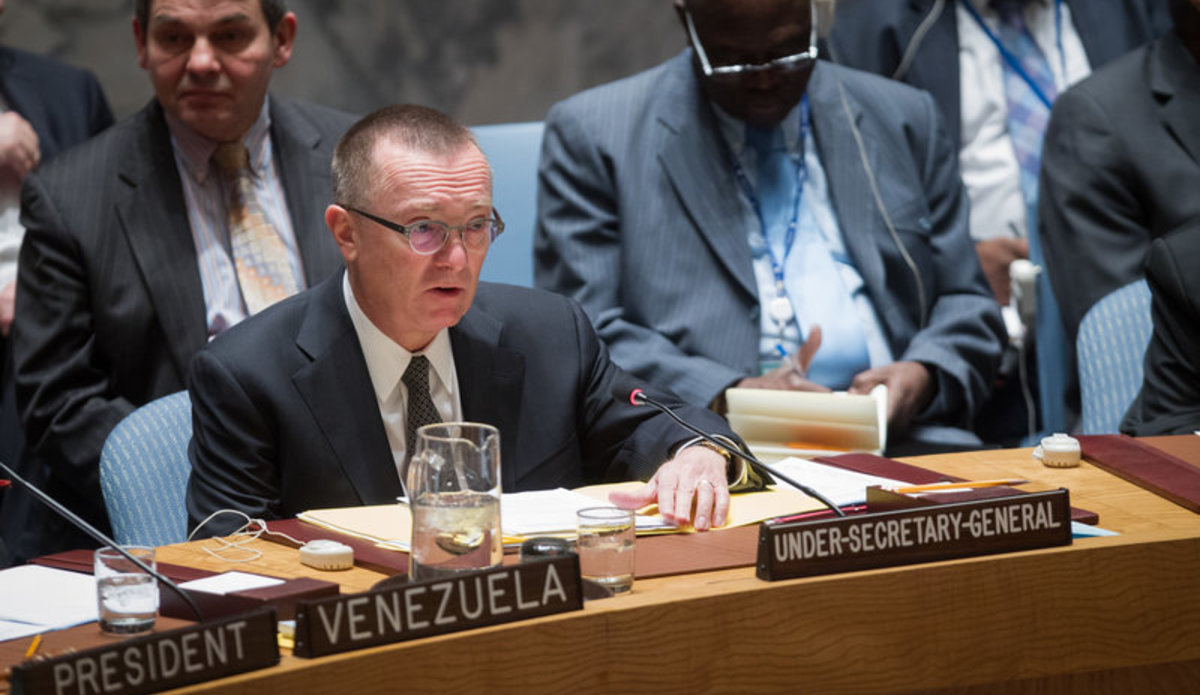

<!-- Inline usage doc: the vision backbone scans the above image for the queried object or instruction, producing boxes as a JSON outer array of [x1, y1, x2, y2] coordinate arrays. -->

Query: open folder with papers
[[296, 460, 909, 550], [299, 489, 675, 552], [725, 384, 888, 461]]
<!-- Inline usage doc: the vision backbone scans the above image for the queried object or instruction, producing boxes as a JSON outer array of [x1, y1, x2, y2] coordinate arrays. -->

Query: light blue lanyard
[[961, 0, 1065, 110], [731, 96, 811, 299]]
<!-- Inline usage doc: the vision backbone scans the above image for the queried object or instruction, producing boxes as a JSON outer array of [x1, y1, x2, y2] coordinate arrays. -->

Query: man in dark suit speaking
[[4, 0, 354, 563], [186, 105, 740, 536]]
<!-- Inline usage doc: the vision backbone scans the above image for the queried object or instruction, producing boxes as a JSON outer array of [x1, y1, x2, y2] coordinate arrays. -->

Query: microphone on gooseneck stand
[[618, 386, 846, 517], [0, 459, 206, 622]]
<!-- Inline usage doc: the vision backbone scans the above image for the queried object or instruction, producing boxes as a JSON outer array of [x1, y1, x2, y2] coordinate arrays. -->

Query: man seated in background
[[0, 0, 115, 552], [3, 0, 354, 564], [534, 0, 1004, 455], [1122, 222, 1200, 436], [1040, 0, 1200, 352], [827, 0, 1168, 441], [828, 0, 1166, 310], [187, 104, 743, 537]]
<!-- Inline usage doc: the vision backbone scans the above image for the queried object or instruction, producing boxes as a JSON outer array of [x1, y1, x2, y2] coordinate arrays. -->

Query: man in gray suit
[[536, 0, 1004, 453], [3, 0, 354, 563]]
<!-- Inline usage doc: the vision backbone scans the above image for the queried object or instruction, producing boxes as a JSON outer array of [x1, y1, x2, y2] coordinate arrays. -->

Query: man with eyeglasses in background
[[186, 105, 747, 536], [535, 0, 1003, 454]]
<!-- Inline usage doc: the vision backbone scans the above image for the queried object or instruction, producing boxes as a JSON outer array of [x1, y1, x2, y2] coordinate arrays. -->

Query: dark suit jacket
[[0, 47, 113, 563], [186, 275, 735, 535], [827, 0, 1168, 148], [4, 97, 354, 563], [1122, 224, 1200, 435], [0, 46, 114, 162], [1040, 33, 1200, 342], [535, 52, 1003, 433]]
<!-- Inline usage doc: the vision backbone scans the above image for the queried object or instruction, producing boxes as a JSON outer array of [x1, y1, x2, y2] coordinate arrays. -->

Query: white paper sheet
[[0, 565, 98, 634], [179, 571, 284, 596], [501, 488, 672, 536], [763, 457, 908, 507]]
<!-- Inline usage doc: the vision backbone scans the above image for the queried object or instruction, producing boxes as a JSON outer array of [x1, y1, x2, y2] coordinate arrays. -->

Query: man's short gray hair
[[331, 104, 480, 210]]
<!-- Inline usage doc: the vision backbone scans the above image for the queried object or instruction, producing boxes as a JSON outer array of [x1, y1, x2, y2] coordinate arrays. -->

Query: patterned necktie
[[745, 125, 870, 389], [402, 355, 443, 479], [991, 0, 1058, 218], [212, 142, 301, 315]]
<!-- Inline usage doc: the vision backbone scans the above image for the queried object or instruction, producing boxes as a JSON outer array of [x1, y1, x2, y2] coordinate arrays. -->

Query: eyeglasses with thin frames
[[683, 5, 819, 79], [343, 205, 505, 256]]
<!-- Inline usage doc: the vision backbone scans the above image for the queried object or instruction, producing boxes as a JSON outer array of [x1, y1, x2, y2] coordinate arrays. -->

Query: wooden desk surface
[[14, 440, 1200, 694]]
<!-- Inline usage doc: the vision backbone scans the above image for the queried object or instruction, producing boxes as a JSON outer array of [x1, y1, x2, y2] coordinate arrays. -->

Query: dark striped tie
[[402, 355, 442, 480]]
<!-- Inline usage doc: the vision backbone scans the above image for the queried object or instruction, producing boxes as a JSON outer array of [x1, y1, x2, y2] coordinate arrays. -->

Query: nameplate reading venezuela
[[758, 489, 1072, 580], [292, 555, 582, 658], [10, 607, 279, 695]]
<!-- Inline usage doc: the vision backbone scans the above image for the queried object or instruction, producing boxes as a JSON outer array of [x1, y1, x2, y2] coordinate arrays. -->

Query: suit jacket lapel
[[114, 102, 209, 379], [292, 274, 402, 504], [1150, 35, 1200, 168], [806, 67, 902, 340], [451, 301, 526, 490], [269, 97, 341, 287], [656, 53, 757, 300]]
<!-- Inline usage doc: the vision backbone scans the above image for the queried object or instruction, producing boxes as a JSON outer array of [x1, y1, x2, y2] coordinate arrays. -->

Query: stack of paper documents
[[298, 460, 911, 550], [299, 489, 676, 552]]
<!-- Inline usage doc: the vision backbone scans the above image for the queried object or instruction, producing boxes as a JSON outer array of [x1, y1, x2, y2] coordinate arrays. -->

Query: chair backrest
[[470, 121, 545, 287], [99, 391, 193, 546], [1077, 280, 1153, 434]]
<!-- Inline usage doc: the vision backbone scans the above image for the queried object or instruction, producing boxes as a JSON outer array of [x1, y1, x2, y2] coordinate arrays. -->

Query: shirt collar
[[342, 273, 456, 406], [165, 96, 274, 185]]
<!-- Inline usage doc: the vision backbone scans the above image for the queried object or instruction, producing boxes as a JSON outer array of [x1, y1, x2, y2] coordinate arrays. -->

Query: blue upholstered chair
[[99, 391, 193, 546], [1076, 280, 1153, 434], [470, 121, 545, 287]]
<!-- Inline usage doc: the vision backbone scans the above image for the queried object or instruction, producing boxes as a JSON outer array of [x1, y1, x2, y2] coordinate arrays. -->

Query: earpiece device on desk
[[1033, 433, 1081, 468], [299, 539, 354, 570]]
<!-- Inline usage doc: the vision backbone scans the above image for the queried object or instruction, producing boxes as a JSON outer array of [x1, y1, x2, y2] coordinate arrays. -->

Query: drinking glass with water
[[94, 546, 158, 634], [576, 507, 635, 595]]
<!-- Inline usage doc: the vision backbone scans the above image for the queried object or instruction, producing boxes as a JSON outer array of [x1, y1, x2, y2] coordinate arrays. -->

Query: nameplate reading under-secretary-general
[[10, 607, 279, 695], [292, 555, 582, 658], [758, 489, 1072, 580]]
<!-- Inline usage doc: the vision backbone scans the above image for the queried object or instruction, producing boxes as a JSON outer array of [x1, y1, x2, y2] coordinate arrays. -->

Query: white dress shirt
[[342, 273, 462, 484], [957, 0, 1091, 241]]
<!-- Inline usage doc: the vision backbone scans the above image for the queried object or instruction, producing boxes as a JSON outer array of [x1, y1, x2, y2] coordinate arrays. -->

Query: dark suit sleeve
[[894, 90, 1005, 426], [186, 347, 285, 537], [1121, 235, 1200, 435], [11, 172, 135, 498], [1039, 83, 1149, 341], [535, 99, 748, 405], [564, 295, 738, 482]]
